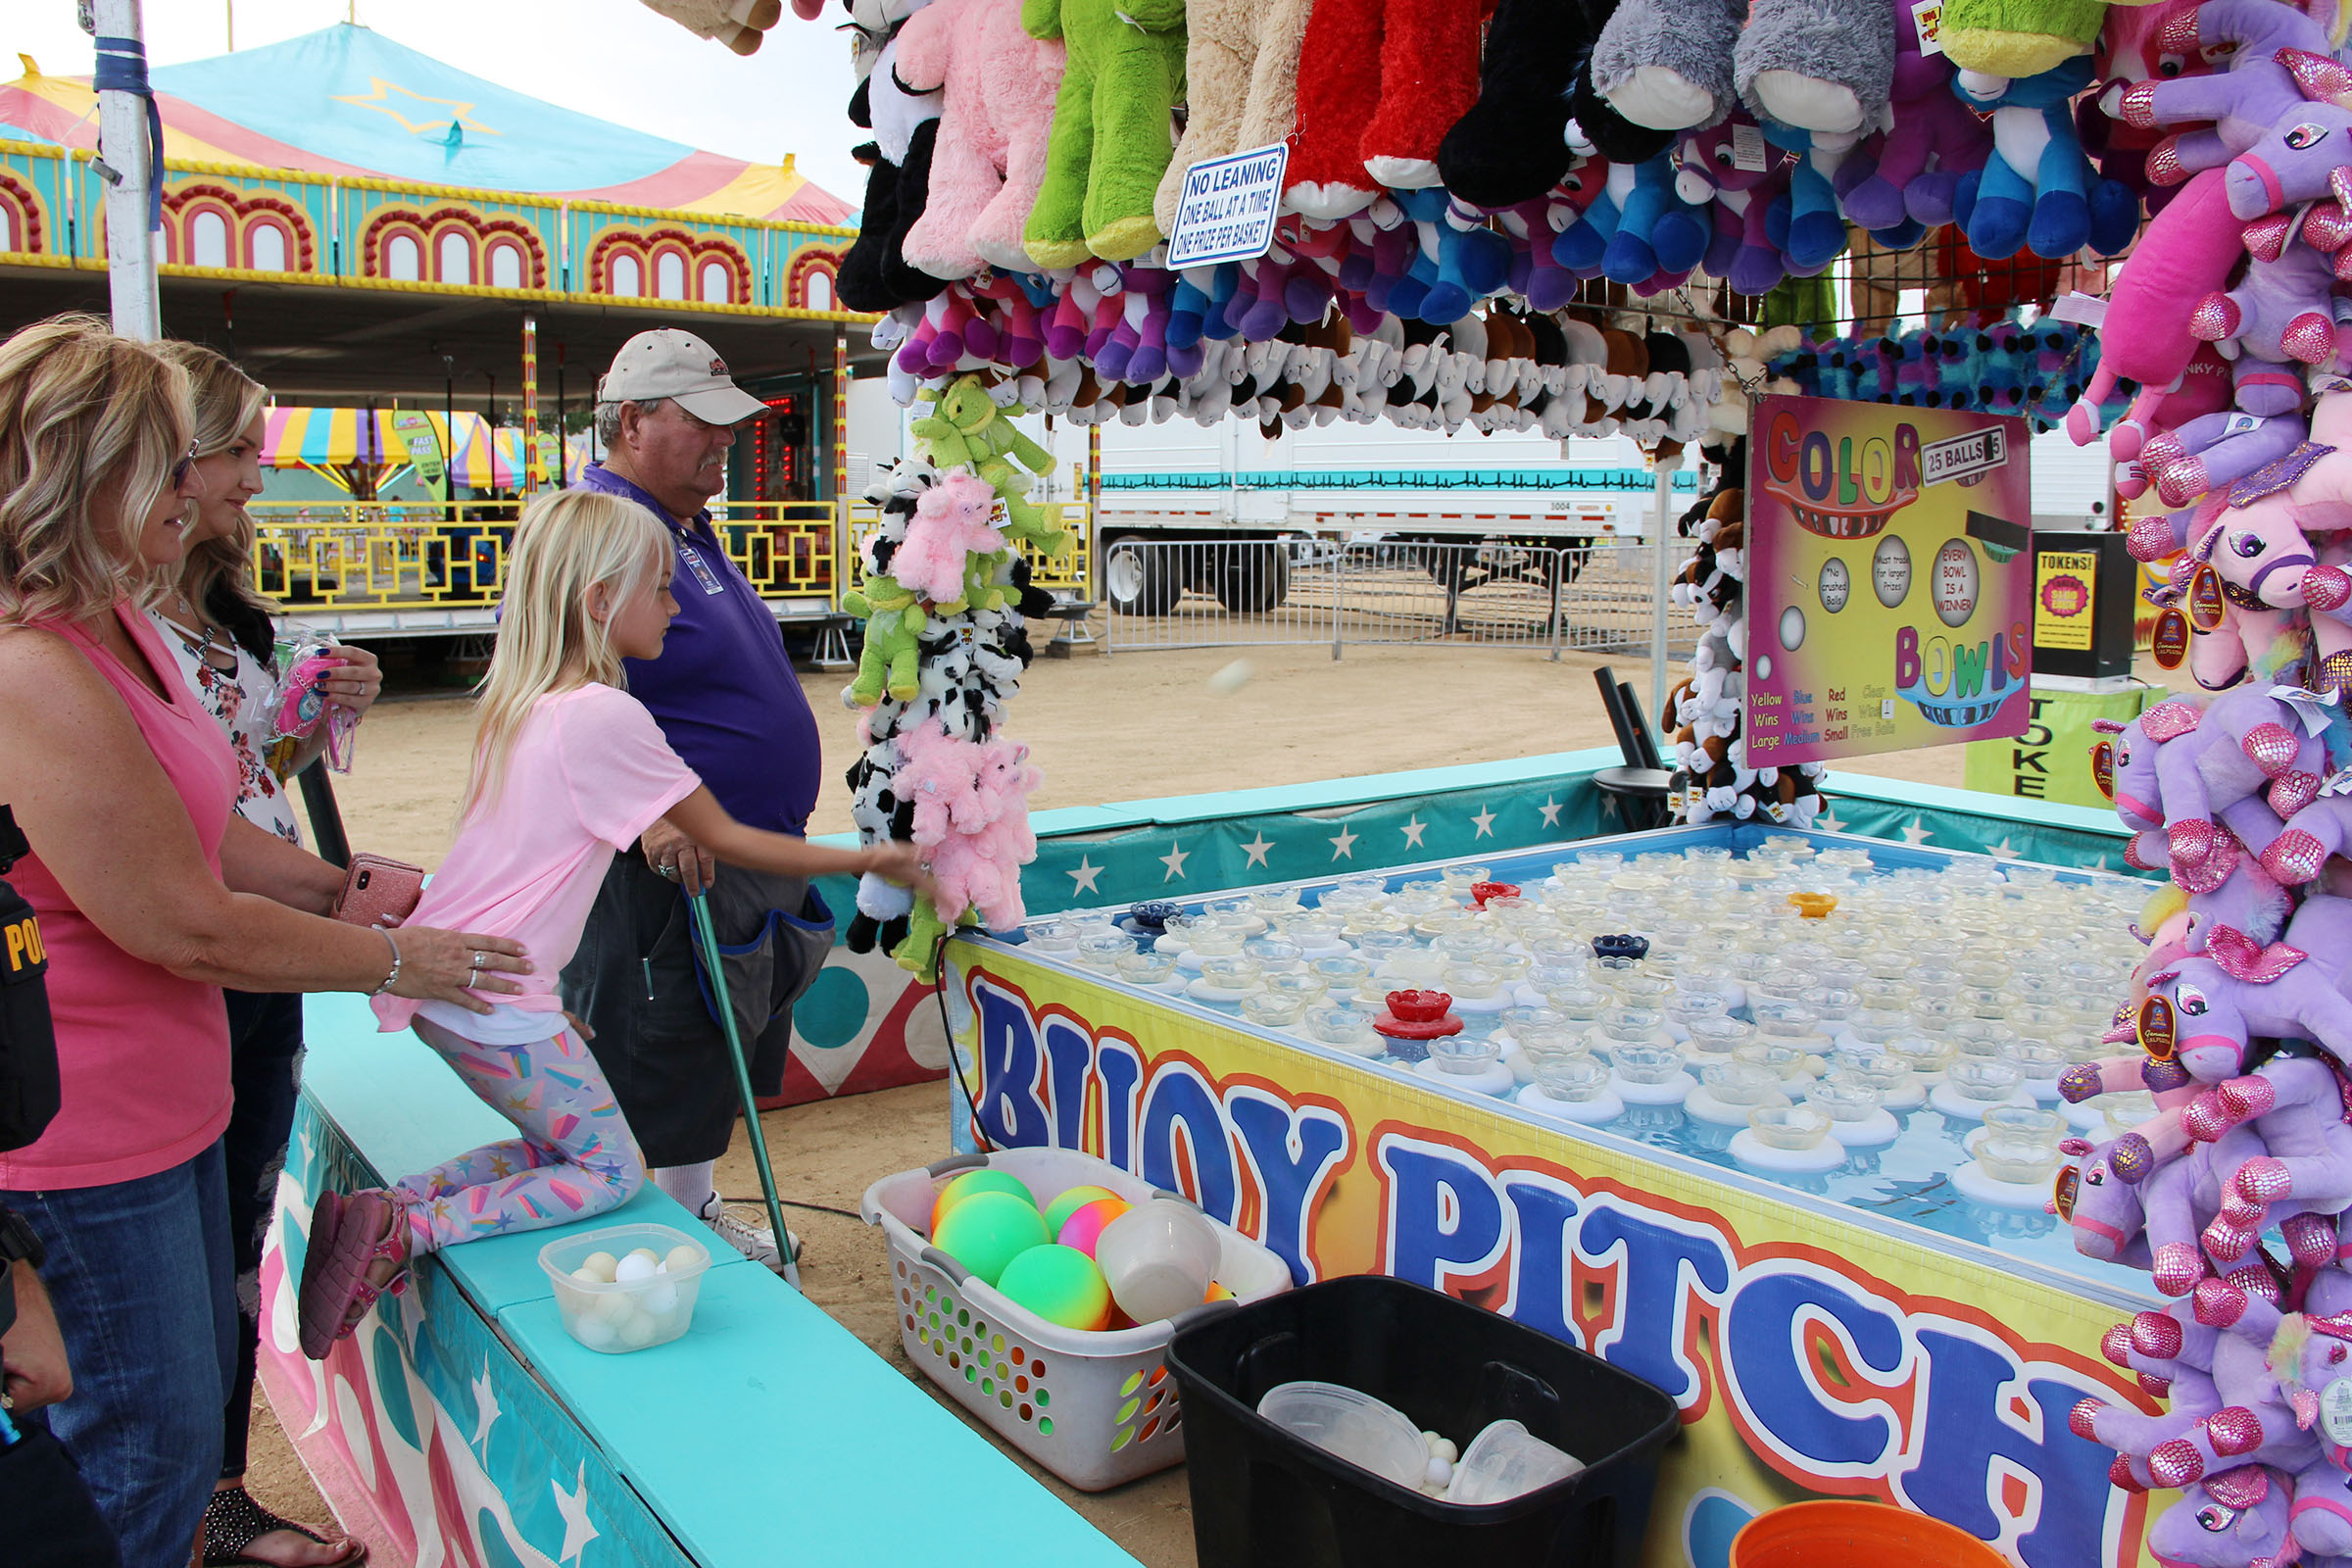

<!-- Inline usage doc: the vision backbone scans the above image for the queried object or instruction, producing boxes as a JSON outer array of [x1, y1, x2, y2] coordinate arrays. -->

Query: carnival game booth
[[938, 827, 2166, 1567]]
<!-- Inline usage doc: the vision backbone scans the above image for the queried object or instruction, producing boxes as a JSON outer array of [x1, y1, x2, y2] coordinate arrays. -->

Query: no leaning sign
[[1166, 143, 1290, 270]]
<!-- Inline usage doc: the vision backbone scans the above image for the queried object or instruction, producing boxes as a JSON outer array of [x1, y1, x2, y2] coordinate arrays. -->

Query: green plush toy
[[910, 378, 1071, 557], [1021, 0, 1186, 266], [891, 895, 973, 981], [843, 574, 927, 706], [1937, 0, 2106, 81]]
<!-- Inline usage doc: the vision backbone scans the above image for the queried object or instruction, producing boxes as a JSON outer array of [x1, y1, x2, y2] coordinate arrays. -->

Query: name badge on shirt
[[677, 544, 726, 596]]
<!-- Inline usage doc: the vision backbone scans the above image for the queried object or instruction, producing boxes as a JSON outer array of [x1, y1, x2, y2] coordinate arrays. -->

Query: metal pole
[[520, 314, 539, 496], [832, 327, 851, 609], [91, 2, 161, 341], [1649, 454, 1682, 727], [1086, 419, 1101, 606]]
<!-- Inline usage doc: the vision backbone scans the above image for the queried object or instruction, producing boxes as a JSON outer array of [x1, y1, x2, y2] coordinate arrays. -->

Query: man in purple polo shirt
[[560, 328, 826, 1270]]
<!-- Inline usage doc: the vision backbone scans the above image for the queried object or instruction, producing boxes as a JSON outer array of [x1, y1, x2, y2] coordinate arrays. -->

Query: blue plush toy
[[1601, 154, 1710, 284], [1950, 58, 2140, 261]]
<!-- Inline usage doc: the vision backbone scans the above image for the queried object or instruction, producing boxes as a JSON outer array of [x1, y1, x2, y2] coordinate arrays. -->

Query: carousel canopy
[[0, 23, 850, 223]]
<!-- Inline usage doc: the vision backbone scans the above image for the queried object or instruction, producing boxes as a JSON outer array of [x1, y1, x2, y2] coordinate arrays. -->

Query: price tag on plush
[[1166, 143, 1290, 270]]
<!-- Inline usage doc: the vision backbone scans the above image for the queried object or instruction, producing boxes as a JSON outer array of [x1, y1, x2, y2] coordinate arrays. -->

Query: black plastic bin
[[1165, 1276, 1680, 1568]]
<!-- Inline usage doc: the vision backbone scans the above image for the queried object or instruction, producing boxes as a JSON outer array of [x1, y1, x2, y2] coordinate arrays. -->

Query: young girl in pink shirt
[[297, 491, 925, 1356]]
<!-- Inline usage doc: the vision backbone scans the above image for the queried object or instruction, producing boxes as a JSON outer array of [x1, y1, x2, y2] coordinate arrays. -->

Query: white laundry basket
[[861, 1147, 1295, 1491]]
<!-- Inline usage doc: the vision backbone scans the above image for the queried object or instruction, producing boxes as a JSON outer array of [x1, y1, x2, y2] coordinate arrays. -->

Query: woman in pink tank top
[[0, 317, 533, 1568]]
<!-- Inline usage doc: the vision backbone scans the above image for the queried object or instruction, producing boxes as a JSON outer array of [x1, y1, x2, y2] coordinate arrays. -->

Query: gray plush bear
[[1589, 0, 1747, 131], [1733, 0, 1894, 138]]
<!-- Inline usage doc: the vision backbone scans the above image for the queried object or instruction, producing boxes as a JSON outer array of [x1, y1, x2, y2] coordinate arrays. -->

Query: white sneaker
[[698, 1193, 801, 1274]]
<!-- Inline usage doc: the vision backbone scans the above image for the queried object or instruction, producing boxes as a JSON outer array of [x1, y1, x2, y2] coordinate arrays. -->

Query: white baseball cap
[[596, 328, 767, 425]]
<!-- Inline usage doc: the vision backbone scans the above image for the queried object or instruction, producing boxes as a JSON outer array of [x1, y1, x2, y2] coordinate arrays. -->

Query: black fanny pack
[[0, 806, 59, 1156]]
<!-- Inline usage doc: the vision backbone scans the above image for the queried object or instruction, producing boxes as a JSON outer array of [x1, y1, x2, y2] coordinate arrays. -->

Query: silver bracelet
[[370, 927, 403, 996]]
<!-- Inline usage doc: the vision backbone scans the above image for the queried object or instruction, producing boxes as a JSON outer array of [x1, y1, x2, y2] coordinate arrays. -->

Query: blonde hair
[[463, 489, 670, 817], [0, 314, 192, 626], [151, 340, 272, 641]]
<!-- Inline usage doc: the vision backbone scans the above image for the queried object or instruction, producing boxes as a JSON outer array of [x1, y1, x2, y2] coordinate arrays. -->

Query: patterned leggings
[[398, 1019, 646, 1255]]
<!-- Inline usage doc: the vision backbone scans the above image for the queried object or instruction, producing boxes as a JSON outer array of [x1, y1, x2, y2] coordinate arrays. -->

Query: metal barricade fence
[[1102, 538, 1687, 661]]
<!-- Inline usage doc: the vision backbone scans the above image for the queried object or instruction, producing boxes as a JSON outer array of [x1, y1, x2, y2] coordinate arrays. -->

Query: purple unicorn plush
[[2221, 48, 2352, 220], [2114, 0, 2341, 183], [2145, 1465, 2300, 1565], [2149, 924, 2352, 1080]]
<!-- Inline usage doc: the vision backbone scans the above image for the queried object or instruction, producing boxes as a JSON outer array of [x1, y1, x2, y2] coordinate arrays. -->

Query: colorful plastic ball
[[1055, 1197, 1132, 1258], [1043, 1184, 1122, 1237], [933, 1191, 1052, 1286], [995, 1244, 1113, 1331], [929, 1168, 1035, 1238]]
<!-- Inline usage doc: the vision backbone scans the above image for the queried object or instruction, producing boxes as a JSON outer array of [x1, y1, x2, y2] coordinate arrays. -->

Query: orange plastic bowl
[[1786, 892, 1839, 920], [1733, 1501, 2006, 1568]]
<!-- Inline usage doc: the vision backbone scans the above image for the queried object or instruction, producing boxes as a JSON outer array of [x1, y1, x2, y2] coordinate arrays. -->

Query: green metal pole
[[688, 892, 801, 1283]]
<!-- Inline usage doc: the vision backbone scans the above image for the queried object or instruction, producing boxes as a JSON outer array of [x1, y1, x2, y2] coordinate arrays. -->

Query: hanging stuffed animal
[[1951, 57, 2142, 260], [839, 0, 957, 312], [1441, 0, 1654, 206], [1021, 0, 1188, 263], [638, 0, 787, 54], [895, 0, 1067, 277], [1152, 0, 1314, 232]]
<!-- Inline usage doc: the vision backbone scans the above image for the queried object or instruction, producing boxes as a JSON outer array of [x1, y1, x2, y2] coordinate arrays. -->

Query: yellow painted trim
[[0, 139, 855, 237]]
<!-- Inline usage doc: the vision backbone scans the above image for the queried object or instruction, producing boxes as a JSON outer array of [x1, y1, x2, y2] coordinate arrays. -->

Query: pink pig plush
[[892, 471, 1004, 612]]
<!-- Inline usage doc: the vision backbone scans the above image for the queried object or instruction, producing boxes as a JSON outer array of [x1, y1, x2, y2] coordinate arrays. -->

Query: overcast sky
[[10, 0, 870, 211]]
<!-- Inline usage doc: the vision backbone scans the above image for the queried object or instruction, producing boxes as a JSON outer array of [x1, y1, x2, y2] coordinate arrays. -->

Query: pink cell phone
[[332, 854, 424, 928]]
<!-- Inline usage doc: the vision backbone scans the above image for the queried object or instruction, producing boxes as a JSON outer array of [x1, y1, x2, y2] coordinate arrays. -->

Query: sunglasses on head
[[170, 439, 199, 490]]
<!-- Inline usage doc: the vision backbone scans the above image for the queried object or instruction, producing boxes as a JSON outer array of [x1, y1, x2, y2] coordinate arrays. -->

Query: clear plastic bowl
[[1198, 956, 1262, 993], [1429, 1036, 1503, 1077], [1978, 1134, 2064, 1184], [1446, 1419, 1585, 1506], [1246, 939, 1306, 972], [1684, 1015, 1755, 1060], [1305, 1005, 1383, 1054], [1747, 1103, 1834, 1151], [1611, 1043, 1686, 1085], [1807, 1074, 1884, 1122], [1980, 1102, 2065, 1146], [1310, 955, 1376, 995], [540, 1222, 711, 1354], [1263, 971, 1330, 1005], [1250, 1382, 1430, 1494], [1241, 991, 1306, 1028], [1075, 932, 1138, 971], [1533, 1054, 1612, 1101], [1700, 1060, 1787, 1107], [1947, 1057, 2023, 1102], [1115, 949, 1178, 988]]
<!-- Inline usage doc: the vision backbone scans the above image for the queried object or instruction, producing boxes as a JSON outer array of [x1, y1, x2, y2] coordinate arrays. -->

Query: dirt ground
[[242, 634, 2086, 1563]]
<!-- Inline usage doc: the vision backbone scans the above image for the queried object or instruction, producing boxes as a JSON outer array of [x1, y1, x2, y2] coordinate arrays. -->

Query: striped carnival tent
[[261, 408, 582, 492]]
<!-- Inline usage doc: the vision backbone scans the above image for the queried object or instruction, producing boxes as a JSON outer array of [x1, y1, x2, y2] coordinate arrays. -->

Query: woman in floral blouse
[[147, 342, 380, 1568]]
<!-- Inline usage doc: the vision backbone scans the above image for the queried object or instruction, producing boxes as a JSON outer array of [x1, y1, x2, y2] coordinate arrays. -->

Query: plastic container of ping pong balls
[[542, 1223, 710, 1354]]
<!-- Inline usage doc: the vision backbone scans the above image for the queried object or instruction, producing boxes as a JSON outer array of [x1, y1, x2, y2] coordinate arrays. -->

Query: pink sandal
[[298, 1189, 412, 1360]]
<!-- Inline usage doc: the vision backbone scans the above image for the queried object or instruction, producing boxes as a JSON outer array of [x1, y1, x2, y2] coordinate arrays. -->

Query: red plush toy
[[1284, 0, 1497, 218]]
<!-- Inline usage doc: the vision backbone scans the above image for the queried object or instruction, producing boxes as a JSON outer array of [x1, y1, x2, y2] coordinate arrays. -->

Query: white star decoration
[[1899, 816, 1934, 847], [1159, 842, 1190, 881], [1471, 807, 1496, 839], [1537, 797, 1563, 827], [1400, 815, 1428, 849], [470, 1355, 502, 1451], [1987, 838, 2021, 859], [1814, 806, 1845, 834], [553, 1463, 599, 1563], [1330, 826, 1358, 860], [1068, 857, 1102, 895], [1240, 834, 1274, 868]]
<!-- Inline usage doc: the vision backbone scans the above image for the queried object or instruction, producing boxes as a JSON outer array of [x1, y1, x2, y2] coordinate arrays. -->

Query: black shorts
[[559, 852, 833, 1168]]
